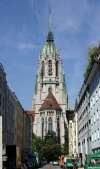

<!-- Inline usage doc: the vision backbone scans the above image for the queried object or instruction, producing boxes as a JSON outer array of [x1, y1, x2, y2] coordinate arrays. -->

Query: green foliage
[[84, 46, 99, 79], [63, 129, 69, 155], [32, 133, 42, 154], [41, 131, 62, 161], [40, 140, 62, 162], [32, 131, 62, 162], [44, 130, 57, 144]]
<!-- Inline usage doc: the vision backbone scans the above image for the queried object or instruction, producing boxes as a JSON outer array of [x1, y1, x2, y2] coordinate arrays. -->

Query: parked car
[[53, 160, 59, 166], [3, 167, 7, 169], [49, 161, 53, 165], [21, 163, 28, 169], [24, 162, 34, 169], [42, 158, 47, 165], [28, 162, 35, 169]]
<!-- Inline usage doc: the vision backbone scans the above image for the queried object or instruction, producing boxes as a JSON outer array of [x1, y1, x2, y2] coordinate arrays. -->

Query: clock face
[[47, 67, 53, 74]]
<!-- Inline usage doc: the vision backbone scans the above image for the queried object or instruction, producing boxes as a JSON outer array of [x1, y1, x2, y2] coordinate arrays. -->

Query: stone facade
[[66, 110, 78, 157], [32, 13, 69, 144]]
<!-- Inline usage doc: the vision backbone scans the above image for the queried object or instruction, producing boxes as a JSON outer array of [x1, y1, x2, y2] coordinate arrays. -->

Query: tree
[[40, 141, 62, 162], [63, 129, 69, 155], [44, 130, 57, 144], [32, 133, 42, 155], [40, 131, 62, 162], [32, 131, 63, 161], [84, 46, 99, 79]]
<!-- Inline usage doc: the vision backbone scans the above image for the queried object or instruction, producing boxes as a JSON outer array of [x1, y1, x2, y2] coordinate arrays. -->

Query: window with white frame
[[92, 133, 94, 142], [95, 131, 96, 141], [91, 116, 93, 125], [90, 99, 92, 109], [97, 109, 99, 121], [97, 128, 99, 139], [93, 96, 95, 106], [48, 117, 52, 131], [94, 113, 95, 123]]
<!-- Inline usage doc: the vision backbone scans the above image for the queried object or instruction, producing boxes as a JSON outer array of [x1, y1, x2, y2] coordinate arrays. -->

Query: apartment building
[[77, 82, 91, 165], [0, 64, 7, 143], [77, 48, 100, 165], [86, 56, 100, 152], [21, 110, 31, 159], [16, 100, 24, 149], [5, 87, 16, 145], [0, 63, 34, 161], [26, 110, 35, 153], [66, 110, 78, 156]]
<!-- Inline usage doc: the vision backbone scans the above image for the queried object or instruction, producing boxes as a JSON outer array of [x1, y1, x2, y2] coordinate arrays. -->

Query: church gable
[[39, 92, 62, 111]]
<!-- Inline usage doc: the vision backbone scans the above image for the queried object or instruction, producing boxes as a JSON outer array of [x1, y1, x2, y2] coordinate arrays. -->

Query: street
[[39, 164, 60, 169]]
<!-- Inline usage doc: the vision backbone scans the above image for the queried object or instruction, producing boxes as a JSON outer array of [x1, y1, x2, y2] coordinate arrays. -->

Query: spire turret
[[47, 8, 54, 42]]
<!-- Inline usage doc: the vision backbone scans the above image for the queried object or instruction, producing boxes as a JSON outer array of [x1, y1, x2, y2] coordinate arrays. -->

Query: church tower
[[32, 10, 69, 144]]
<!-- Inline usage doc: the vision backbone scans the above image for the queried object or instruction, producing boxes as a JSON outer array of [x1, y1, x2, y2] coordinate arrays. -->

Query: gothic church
[[32, 11, 69, 144]]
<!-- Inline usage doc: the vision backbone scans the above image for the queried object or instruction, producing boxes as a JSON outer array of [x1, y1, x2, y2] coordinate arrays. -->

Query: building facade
[[77, 82, 91, 166], [66, 110, 78, 156], [0, 64, 7, 144], [32, 12, 69, 144], [0, 63, 34, 161], [5, 87, 16, 145], [77, 46, 100, 165], [26, 110, 35, 153], [21, 110, 31, 159], [86, 55, 100, 153], [16, 100, 24, 149]]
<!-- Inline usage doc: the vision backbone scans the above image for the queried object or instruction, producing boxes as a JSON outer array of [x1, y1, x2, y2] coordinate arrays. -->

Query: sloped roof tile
[[39, 92, 62, 111], [26, 110, 35, 120], [66, 110, 75, 122]]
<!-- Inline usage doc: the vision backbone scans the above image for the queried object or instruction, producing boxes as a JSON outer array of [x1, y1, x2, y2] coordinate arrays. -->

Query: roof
[[66, 110, 75, 122], [39, 92, 62, 111], [41, 9, 59, 57], [26, 110, 35, 120]]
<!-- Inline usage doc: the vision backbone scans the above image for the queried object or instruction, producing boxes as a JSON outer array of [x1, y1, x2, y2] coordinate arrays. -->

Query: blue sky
[[0, 0, 100, 110]]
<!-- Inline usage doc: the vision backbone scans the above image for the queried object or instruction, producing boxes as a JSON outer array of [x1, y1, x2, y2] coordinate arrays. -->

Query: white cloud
[[2, 37, 37, 51], [18, 42, 36, 50]]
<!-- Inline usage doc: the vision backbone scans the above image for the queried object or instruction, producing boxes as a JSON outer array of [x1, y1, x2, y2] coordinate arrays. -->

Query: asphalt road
[[39, 164, 60, 169]]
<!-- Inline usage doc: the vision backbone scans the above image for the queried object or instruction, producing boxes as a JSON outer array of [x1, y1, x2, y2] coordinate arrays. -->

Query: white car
[[53, 160, 59, 166]]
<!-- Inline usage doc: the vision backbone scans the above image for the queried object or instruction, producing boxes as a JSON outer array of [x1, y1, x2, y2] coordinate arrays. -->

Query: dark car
[[29, 162, 35, 169], [21, 163, 28, 169], [24, 162, 34, 169]]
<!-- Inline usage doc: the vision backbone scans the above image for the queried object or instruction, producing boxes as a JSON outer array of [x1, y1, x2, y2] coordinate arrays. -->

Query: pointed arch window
[[41, 118, 44, 140], [56, 61, 58, 77], [48, 117, 52, 131], [48, 60, 52, 76], [41, 61, 45, 77]]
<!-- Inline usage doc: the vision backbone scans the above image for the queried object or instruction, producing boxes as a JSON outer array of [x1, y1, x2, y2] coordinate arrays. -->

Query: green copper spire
[[47, 8, 54, 42], [41, 8, 59, 56]]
